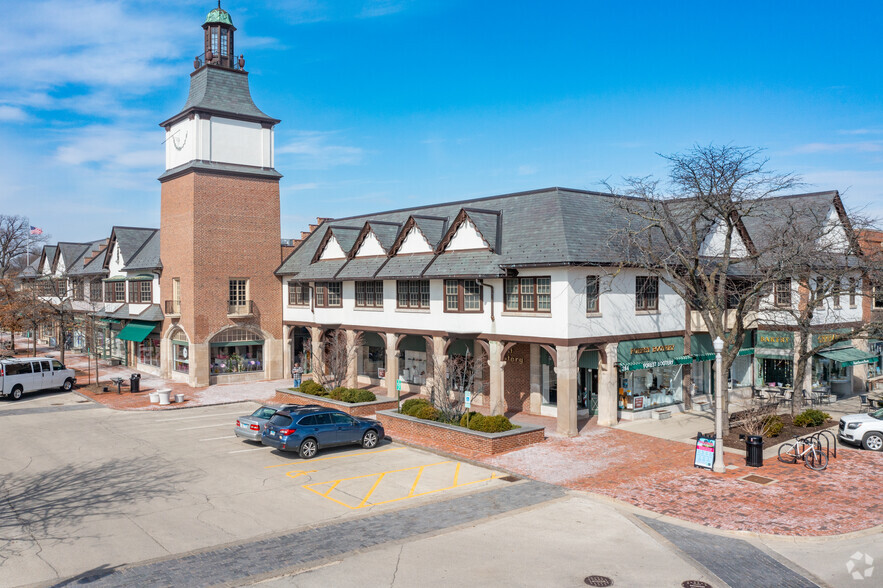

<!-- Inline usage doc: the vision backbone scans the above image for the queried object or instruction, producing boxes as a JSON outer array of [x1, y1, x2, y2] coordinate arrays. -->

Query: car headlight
[[847, 422, 861, 430]]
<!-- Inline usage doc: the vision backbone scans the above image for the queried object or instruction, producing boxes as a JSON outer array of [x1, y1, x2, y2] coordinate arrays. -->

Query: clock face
[[172, 130, 188, 150]]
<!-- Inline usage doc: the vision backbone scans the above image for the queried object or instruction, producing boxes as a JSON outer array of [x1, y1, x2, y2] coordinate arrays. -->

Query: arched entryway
[[397, 335, 427, 385], [168, 326, 190, 375], [357, 331, 386, 379], [289, 326, 312, 374], [209, 327, 264, 375]]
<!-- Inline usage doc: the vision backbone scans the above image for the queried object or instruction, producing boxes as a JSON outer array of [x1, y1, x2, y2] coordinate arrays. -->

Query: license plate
[[270, 431, 275, 436]]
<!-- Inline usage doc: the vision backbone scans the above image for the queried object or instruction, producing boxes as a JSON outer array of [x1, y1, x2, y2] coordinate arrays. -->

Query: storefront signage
[[694, 434, 716, 470], [503, 352, 524, 364], [633, 396, 644, 410], [631, 344, 675, 355], [756, 331, 793, 349]]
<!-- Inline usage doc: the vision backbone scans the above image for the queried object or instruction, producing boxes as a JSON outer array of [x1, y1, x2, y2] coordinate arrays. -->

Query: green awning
[[579, 349, 599, 370], [117, 321, 158, 343], [692, 332, 755, 361], [127, 273, 154, 281], [102, 276, 127, 282], [756, 349, 793, 360], [618, 336, 688, 371], [817, 347, 880, 367], [97, 318, 121, 324]]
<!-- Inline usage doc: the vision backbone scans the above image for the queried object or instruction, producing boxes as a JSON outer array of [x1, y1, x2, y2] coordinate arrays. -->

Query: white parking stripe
[[180, 423, 231, 431], [156, 411, 245, 423], [229, 447, 264, 454], [200, 435, 236, 441]]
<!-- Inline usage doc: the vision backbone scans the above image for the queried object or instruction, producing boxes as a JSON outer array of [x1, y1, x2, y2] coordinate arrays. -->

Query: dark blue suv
[[261, 406, 385, 458]]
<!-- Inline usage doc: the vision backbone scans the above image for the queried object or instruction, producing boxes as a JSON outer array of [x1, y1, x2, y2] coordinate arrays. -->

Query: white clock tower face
[[166, 119, 195, 170]]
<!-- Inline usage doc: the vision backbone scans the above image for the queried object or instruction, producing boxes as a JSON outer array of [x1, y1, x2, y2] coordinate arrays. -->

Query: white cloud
[[55, 125, 162, 170], [800, 168, 883, 224], [517, 164, 538, 176], [277, 130, 366, 169], [794, 142, 883, 154], [837, 128, 883, 136], [0, 106, 28, 122], [359, 0, 412, 18]]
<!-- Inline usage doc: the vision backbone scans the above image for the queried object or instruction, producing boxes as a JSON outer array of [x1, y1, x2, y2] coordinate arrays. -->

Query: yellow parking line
[[452, 462, 461, 486], [408, 465, 427, 497], [264, 447, 404, 468], [358, 473, 387, 507], [285, 470, 316, 479], [323, 480, 342, 497]]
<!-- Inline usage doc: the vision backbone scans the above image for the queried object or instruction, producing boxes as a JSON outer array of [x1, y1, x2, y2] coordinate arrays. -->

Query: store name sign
[[816, 334, 838, 344], [503, 352, 524, 364], [631, 344, 675, 355], [759, 335, 790, 345]]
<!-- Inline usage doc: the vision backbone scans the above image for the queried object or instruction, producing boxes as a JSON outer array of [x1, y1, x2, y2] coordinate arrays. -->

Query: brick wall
[[503, 343, 531, 414], [160, 170, 282, 344], [376, 410, 545, 455], [278, 389, 399, 417]]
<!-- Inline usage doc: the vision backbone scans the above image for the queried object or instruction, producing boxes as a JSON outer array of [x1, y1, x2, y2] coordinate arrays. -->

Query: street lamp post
[[713, 336, 726, 473]]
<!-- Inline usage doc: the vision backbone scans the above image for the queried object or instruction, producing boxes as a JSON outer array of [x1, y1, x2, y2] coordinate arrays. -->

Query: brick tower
[[158, 3, 283, 387]]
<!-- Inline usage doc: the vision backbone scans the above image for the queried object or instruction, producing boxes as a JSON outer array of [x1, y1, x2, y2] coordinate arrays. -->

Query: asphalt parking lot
[[0, 394, 507, 586]]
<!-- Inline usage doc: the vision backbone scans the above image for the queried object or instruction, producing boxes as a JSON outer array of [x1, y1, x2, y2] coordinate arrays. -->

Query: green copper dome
[[205, 7, 233, 26]]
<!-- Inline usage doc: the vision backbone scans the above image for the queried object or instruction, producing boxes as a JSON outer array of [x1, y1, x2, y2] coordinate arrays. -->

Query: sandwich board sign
[[694, 433, 716, 470]]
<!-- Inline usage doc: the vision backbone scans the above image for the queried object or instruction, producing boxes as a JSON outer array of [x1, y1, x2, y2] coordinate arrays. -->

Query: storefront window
[[398, 336, 427, 384], [813, 356, 848, 387], [138, 336, 160, 367], [210, 328, 264, 374], [730, 355, 753, 388], [173, 342, 189, 373], [759, 358, 792, 387], [618, 365, 683, 411], [358, 332, 386, 378]]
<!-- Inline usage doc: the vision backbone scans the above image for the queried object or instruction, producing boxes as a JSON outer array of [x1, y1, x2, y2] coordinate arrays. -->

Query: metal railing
[[164, 300, 181, 315]]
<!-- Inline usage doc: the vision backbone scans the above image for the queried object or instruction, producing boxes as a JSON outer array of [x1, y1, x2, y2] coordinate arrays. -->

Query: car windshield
[[252, 407, 276, 419], [872, 408, 883, 420]]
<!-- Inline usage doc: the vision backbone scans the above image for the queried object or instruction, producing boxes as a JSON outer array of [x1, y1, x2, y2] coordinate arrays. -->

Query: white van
[[0, 358, 77, 400]]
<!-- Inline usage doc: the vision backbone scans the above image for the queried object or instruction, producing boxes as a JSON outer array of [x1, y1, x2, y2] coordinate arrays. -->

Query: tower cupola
[[201, 2, 239, 70]]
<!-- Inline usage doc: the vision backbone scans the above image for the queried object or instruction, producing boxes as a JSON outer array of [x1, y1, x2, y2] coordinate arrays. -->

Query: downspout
[[478, 279, 494, 322]]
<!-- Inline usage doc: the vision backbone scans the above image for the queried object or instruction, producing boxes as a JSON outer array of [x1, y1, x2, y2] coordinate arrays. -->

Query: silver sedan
[[234, 404, 296, 441]]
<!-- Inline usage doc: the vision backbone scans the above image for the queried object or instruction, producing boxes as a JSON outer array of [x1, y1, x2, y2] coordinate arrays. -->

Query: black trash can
[[746, 435, 763, 467], [130, 373, 141, 394]]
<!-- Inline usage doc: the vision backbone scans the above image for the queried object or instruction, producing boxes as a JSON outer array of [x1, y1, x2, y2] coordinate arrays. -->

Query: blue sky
[[2, 0, 882, 244]]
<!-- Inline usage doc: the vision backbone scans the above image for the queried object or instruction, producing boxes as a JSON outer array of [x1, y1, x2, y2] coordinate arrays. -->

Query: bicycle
[[777, 435, 828, 471]]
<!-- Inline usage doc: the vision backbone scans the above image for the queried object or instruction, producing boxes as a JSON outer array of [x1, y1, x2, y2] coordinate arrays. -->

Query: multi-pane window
[[314, 281, 342, 307], [504, 277, 551, 312], [211, 28, 218, 54], [874, 285, 883, 310], [114, 282, 126, 303], [72, 279, 84, 301], [832, 280, 841, 308], [229, 279, 247, 306], [586, 276, 600, 313], [128, 280, 152, 304], [635, 276, 659, 311], [775, 279, 791, 307], [849, 278, 857, 307], [90, 280, 102, 303], [444, 280, 482, 313], [355, 281, 383, 308], [220, 29, 228, 55], [288, 282, 310, 306], [396, 280, 430, 309], [104, 281, 113, 301]]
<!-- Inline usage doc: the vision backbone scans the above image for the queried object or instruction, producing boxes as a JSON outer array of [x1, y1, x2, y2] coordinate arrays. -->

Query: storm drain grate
[[498, 475, 521, 483], [584, 576, 613, 587], [682, 582, 712, 588], [740, 474, 777, 485]]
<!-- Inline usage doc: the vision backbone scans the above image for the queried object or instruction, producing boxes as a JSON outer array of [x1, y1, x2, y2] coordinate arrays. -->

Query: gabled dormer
[[312, 226, 361, 262], [437, 208, 501, 253], [389, 215, 448, 255], [699, 217, 751, 258], [350, 221, 401, 258], [817, 201, 851, 253]]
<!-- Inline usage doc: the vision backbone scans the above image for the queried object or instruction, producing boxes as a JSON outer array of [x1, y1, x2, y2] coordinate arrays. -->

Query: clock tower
[[158, 3, 284, 387]]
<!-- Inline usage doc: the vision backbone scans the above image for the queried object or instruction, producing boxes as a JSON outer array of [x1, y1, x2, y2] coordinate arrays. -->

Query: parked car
[[234, 403, 306, 441], [0, 357, 76, 400], [838, 407, 883, 451], [261, 406, 385, 458]]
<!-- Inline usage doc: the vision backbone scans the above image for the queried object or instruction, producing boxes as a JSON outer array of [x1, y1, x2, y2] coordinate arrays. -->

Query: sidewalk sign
[[694, 432, 716, 470]]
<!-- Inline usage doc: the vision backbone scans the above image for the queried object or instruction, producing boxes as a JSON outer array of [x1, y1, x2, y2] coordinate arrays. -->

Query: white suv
[[838, 408, 883, 451]]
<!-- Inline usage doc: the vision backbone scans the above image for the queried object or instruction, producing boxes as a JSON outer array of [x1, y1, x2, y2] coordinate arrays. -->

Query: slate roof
[[374, 254, 435, 280], [411, 216, 448, 249], [366, 222, 402, 251], [65, 240, 110, 277], [41, 246, 57, 273], [18, 259, 39, 278], [160, 66, 279, 126], [99, 304, 164, 322], [335, 256, 388, 280], [124, 230, 162, 271], [293, 258, 348, 281], [739, 192, 839, 250], [421, 250, 503, 278], [109, 227, 160, 272]]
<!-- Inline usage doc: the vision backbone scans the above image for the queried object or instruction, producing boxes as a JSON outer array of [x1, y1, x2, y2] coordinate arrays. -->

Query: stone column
[[428, 336, 447, 402], [309, 326, 323, 382], [346, 330, 359, 388], [529, 344, 542, 414], [282, 325, 292, 380], [556, 345, 579, 437], [853, 337, 870, 392], [190, 342, 210, 387], [385, 333, 399, 399], [597, 342, 619, 427], [488, 340, 505, 415]]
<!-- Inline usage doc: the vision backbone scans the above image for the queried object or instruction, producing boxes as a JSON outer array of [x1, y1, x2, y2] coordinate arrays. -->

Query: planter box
[[652, 409, 672, 420], [277, 389, 399, 417], [376, 409, 545, 455]]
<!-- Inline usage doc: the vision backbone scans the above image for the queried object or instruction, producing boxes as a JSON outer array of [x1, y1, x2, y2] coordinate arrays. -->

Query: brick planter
[[277, 389, 399, 417], [376, 409, 545, 455]]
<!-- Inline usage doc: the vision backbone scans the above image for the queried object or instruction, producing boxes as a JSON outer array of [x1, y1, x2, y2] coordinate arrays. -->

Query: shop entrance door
[[578, 368, 599, 415]]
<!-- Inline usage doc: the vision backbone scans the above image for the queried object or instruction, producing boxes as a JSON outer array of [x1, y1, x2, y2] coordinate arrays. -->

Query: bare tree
[[424, 350, 487, 423], [40, 273, 82, 365], [0, 215, 47, 279], [311, 329, 362, 390], [607, 145, 800, 430], [0, 279, 28, 353]]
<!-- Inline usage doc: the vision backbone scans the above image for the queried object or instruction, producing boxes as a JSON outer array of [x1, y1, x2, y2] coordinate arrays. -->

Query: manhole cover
[[498, 475, 521, 482], [584, 576, 613, 587], [682, 581, 712, 588], [740, 474, 776, 485]]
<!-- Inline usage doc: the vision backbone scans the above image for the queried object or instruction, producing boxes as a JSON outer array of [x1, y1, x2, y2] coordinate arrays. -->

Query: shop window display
[[138, 336, 160, 367], [618, 365, 683, 411]]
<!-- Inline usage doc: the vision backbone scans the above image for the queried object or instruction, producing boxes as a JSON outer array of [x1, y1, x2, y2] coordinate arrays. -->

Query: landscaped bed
[[375, 398, 545, 455], [279, 381, 398, 417], [722, 408, 836, 450]]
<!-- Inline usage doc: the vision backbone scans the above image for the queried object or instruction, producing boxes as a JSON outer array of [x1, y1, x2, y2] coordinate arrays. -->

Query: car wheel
[[362, 429, 379, 449], [11, 386, 23, 401], [862, 431, 883, 451], [62, 378, 74, 392], [299, 438, 318, 459]]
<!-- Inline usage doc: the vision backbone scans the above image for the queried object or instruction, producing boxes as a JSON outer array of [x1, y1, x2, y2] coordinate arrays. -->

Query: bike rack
[[810, 430, 837, 460]]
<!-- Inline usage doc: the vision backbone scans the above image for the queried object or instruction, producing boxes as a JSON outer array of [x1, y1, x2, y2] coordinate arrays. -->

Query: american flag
[[30, 226, 43, 235]]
